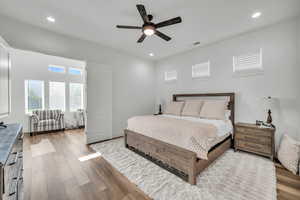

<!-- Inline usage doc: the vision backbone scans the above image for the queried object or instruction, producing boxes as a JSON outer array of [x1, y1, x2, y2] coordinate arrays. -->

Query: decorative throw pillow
[[181, 100, 203, 117], [199, 100, 227, 120], [277, 134, 300, 175], [164, 101, 185, 116]]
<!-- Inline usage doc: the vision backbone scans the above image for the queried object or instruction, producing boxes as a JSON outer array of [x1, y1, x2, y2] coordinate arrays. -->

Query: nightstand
[[234, 122, 275, 161]]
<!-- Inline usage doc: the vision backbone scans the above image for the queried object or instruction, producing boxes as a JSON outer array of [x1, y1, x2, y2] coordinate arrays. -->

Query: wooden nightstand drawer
[[235, 132, 271, 145], [234, 122, 275, 160], [236, 140, 271, 155], [235, 127, 272, 137]]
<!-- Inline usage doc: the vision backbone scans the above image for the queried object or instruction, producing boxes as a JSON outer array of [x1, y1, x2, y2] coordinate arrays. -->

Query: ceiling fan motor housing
[[147, 14, 153, 21]]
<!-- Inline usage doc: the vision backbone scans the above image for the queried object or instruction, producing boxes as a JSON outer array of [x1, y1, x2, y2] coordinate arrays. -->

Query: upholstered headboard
[[172, 93, 235, 126]]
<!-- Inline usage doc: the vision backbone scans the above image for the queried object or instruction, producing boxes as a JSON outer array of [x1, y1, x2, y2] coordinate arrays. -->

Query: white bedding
[[162, 114, 233, 137], [127, 115, 233, 159]]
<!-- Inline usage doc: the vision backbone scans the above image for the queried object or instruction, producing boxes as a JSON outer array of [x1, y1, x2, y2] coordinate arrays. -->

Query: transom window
[[48, 65, 65, 73], [233, 48, 263, 73], [69, 68, 83, 75], [164, 70, 177, 81], [192, 61, 210, 78]]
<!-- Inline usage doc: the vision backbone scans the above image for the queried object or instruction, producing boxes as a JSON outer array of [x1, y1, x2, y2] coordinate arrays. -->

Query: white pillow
[[277, 134, 300, 175], [199, 100, 228, 120], [181, 100, 203, 117], [164, 101, 185, 116]]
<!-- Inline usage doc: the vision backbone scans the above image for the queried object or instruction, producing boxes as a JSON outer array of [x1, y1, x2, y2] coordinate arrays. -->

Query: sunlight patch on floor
[[78, 152, 102, 162], [31, 139, 56, 157]]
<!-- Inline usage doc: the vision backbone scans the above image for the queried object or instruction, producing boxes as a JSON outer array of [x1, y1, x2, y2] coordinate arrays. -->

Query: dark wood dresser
[[0, 124, 23, 200], [234, 122, 275, 160]]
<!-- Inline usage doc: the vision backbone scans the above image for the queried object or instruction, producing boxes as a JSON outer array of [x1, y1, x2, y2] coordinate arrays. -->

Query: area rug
[[91, 138, 276, 200]]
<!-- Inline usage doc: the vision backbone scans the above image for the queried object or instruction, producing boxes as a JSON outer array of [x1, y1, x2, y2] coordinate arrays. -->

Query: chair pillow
[[277, 134, 300, 175], [164, 101, 185, 116], [181, 100, 203, 117], [199, 100, 227, 120]]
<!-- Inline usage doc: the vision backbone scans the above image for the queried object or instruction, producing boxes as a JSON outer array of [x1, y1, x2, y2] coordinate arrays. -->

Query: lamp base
[[266, 109, 272, 124]]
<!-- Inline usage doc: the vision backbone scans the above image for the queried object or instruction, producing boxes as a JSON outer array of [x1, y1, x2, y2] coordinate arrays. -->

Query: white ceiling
[[0, 0, 299, 60]]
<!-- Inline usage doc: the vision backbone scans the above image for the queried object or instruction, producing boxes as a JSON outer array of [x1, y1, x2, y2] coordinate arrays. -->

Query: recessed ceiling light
[[47, 16, 56, 23], [252, 12, 262, 19], [149, 53, 154, 57]]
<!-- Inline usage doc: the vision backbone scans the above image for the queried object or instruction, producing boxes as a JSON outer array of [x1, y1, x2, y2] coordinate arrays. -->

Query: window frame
[[24, 80, 45, 114], [69, 82, 84, 112], [164, 70, 177, 82], [48, 65, 66, 73], [69, 67, 83, 76], [233, 48, 263, 76], [49, 81, 66, 112], [192, 61, 211, 79]]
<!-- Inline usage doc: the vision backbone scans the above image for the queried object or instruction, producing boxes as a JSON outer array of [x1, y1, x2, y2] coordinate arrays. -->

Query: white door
[[86, 62, 112, 144]]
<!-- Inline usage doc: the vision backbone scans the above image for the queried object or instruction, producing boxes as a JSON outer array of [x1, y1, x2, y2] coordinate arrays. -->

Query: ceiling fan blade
[[116, 25, 142, 29], [155, 17, 182, 28], [155, 31, 171, 41], [136, 4, 149, 23], [137, 34, 147, 43]]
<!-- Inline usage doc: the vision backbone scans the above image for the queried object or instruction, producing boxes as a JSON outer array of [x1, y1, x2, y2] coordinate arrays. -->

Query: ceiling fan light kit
[[116, 4, 182, 43]]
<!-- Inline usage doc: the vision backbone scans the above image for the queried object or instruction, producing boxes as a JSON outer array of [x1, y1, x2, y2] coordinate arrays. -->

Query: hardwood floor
[[275, 162, 300, 200], [24, 129, 300, 200], [24, 129, 150, 200]]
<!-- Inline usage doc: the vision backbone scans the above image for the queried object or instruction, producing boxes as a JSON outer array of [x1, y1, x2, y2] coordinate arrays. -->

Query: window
[[70, 83, 84, 111], [48, 65, 65, 73], [69, 68, 82, 75], [233, 48, 263, 73], [49, 82, 65, 111], [164, 70, 177, 81], [192, 61, 210, 78], [25, 80, 44, 113]]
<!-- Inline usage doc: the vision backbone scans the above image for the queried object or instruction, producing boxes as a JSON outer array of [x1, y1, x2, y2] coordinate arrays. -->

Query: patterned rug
[[91, 138, 277, 200]]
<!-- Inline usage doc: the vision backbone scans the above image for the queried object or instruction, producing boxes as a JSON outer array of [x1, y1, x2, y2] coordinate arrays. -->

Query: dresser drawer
[[235, 127, 273, 137], [236, 140, 271, 155], [235, 132, 271, 145]]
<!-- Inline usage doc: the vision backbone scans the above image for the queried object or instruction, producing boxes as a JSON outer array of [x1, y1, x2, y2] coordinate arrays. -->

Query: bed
[[124, 93, 235, 185]]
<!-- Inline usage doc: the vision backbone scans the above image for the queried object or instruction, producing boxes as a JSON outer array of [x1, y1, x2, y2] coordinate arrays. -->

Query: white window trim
[[233, 48, 264, 77], [192, 61, 211, 79], [24, 80, 45, 114], [164, 70, 177, 82], [48, 65, 66, 73]]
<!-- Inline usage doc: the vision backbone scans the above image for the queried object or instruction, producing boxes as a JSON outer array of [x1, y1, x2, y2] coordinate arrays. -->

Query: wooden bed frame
[[124, 93, 235, 185]]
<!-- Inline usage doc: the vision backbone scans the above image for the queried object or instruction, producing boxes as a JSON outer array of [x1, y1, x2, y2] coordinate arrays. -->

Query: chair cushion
[[38, 119, 58, 126], [277, 134, 300, 175], [32, 110, 62, 120]]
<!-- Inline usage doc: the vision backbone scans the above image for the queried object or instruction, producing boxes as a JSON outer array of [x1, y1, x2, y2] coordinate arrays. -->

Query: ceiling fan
[[116, 4, 182, 43]]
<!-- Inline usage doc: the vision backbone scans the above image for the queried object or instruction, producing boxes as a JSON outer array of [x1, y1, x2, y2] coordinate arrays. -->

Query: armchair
[[29, 109, 65, 135]]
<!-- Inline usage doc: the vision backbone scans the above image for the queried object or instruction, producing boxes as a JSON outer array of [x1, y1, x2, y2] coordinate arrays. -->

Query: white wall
[[155, 18, 300, 146], [0, 15, 155, 143], [2, 48, 85, 132]]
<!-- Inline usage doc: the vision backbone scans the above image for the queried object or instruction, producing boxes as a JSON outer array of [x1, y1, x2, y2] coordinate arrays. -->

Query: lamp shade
[[263, 96, 275, 110]]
